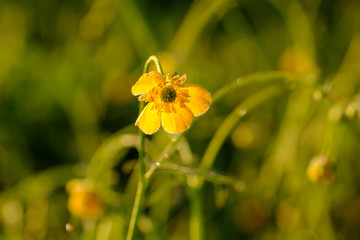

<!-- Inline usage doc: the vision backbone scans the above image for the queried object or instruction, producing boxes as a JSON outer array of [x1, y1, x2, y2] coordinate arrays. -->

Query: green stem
[[189, 187, 203, 240], [145, 135, 184, 179], [212, 71, 300, 103], [143, 55, 164, 76], [126, 55, 163, 240], [187, 85, 284, 240], [125, 101, 146, 240], [154, 162, 241, 185]]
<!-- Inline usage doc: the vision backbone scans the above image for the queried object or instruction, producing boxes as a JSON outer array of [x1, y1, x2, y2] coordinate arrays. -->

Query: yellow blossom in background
[[275, 201, 300, 231], [66, 179, 104, 220], [306, 155, 334, 182], [278, 47, 316, 76], [233, 200, 267, 233], [131, 71, 211, 134]]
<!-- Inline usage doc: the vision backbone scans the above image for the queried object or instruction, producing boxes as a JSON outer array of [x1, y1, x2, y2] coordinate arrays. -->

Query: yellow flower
[[278, 47, 316, 76], [132, 71, 211, 134], [306, 155, 333, 182], [66, 179, 104, 220]]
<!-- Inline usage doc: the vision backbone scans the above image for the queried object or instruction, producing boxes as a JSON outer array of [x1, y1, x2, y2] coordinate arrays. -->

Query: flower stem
[[143, 55, 164, 75], [212, 71, 301, 103], [189, 187, 203, 240], [125, 101, 146, 240], [187, 85, 284, 240], [126, 55, 163, 240]]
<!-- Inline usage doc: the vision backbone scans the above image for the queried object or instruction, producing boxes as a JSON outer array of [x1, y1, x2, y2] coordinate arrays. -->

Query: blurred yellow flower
[[278, 47, 316, 76], [306, 155, 333, 182], [233, 200, 267, 233], [275, 201, 300, 231], [132, 71, 211, 134], [66, 179, 104, 220]]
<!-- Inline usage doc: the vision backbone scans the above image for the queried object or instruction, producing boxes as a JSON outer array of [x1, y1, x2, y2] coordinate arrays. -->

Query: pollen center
[[160, 86, 177, 103]]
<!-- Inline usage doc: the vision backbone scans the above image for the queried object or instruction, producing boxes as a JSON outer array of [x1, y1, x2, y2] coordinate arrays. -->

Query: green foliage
[[1, 0, 360, 239]]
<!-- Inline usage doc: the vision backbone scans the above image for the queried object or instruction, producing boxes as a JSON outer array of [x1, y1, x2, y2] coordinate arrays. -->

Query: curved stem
[[200, 85, 284, 171], [212, 71, 301, 103], [126, 55, 164, 240], [143, 55, 164, 76]]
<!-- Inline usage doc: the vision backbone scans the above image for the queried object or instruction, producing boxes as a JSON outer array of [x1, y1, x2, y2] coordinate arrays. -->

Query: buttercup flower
[[306, 155, 333, 182], [66, 179, 104, 220], [132, 71, 211, 134]]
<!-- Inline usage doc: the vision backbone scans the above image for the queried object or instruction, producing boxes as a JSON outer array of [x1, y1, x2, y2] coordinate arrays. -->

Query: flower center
[[160, 86, 177, 103]]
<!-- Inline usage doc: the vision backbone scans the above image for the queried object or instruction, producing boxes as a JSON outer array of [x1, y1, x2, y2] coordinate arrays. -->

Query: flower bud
[[306, 155, 333, 182], [66, 179, 104, 220]]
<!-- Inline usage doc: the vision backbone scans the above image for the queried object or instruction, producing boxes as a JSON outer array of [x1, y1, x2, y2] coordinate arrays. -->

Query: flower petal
[[161, 104, 193, 134], [183, 85, 211, 116], [135, 102, 161, 134], [131, 71, 165, 96]]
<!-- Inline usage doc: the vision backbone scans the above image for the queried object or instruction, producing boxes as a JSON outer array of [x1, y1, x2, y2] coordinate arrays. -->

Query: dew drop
[[66, 223, 75, 232], [237, 109, 247, 116]]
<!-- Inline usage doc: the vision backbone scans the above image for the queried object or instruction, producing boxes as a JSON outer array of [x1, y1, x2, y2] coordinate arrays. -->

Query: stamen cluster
[[131, 71, 211, 134]]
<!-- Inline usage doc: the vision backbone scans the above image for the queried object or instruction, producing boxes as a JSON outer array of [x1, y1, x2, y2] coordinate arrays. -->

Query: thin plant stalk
[[143, 55, 164, 75], [189, 187, 203, 240], [189, 85, 284, 240], [125, 55, 164, 240], [125, 103, 146, 240]]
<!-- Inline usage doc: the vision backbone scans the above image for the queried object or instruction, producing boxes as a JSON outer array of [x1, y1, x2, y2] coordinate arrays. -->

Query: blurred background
[[2, 0, 360, 239]]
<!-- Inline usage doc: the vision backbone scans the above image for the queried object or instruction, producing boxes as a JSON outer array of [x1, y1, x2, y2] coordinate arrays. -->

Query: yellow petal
[[135, 102, 161, 134], [161, 104, 193, 134], [183, 85, 211, 116], [131, 71, 165, 96]]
